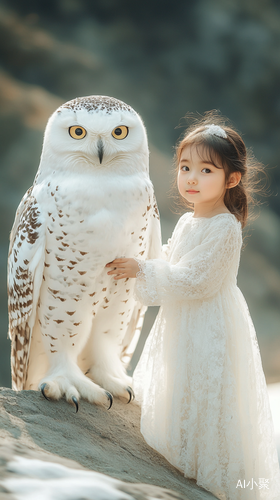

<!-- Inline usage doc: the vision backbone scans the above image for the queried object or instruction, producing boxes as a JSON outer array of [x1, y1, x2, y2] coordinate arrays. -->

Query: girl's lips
[[187, 190, 199, 193]]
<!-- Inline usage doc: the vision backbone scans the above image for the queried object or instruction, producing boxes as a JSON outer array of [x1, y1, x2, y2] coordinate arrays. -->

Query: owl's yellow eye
[[112, 126, 129, 140], [69, 126, 87, 140]]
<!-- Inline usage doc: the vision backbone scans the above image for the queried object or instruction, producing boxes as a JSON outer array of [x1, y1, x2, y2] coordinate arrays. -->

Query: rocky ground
[[0, 388, 217, 500]]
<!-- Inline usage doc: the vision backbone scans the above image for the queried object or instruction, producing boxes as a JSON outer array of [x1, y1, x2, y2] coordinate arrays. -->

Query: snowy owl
[[8, 95, 161, 411]]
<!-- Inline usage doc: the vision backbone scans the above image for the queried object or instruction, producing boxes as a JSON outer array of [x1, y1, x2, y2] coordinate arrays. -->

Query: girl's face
[[177, 144, 227, 213]]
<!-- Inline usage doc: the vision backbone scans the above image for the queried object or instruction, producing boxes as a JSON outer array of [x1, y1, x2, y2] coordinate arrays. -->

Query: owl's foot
[[39, 370, 113, 412], [87, 369, 134, 404], [41, 384, 80, 413]]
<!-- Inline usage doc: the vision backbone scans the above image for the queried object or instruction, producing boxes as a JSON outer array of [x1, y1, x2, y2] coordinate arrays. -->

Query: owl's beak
[[97, 138, 104, 164]]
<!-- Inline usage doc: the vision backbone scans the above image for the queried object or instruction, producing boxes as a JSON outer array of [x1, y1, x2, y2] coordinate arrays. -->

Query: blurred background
[[0, 0, 280, 389]]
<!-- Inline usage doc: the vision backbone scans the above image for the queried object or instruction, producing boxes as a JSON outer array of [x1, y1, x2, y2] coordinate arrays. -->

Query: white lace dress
[[133, 212, 280, 500]]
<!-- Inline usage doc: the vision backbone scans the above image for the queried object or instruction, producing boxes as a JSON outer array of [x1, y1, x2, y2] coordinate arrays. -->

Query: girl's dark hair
[[173, 111, 267, 228]]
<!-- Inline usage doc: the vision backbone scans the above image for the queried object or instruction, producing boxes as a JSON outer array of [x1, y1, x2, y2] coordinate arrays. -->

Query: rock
[[0, 388, 215, 499]]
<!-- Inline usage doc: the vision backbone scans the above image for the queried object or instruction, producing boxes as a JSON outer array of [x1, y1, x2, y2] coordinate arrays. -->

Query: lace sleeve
[[134, 218, 242, 306]]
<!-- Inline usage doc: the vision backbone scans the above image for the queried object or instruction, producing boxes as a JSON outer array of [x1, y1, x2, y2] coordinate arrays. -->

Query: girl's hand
[[105, 258, 140, 280]]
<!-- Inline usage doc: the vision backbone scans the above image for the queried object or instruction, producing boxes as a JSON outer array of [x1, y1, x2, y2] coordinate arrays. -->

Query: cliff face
[[0, 388, 215, 499]]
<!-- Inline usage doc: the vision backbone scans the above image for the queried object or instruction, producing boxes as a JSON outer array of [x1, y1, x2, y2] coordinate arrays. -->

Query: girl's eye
[[181, 166, 189, 171], [202, 168, 211, 173]]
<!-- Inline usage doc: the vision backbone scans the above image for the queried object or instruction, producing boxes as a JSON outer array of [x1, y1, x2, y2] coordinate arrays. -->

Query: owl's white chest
[[37, 171, 151, 255], [33, 170, 152, 346]]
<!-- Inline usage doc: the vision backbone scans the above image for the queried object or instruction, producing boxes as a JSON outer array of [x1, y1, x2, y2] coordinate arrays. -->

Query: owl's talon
[[105, 391, 113, 410], [72, 396, 79, 413], [40, 383, 50, 401], [126, 386, 135, 403]]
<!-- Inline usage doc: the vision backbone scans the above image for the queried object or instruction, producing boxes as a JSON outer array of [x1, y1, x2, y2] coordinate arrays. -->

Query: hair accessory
[[203, 124, 227, 139]]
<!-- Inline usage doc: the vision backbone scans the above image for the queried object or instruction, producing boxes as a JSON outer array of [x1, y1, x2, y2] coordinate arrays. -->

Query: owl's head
[[40, 96, 149, 176]]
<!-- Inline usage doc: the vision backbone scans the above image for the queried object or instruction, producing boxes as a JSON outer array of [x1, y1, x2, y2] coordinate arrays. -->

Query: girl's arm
[[105, 214, 187, 279], [107, 217, 242, 306], [136, 218, 242, 306], [105, 236, 173, 280]]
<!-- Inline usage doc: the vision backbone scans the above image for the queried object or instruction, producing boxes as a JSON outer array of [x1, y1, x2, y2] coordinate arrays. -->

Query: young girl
[[105, 115, 280, 500]]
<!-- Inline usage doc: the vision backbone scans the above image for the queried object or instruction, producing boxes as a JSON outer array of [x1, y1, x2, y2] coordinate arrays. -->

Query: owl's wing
[[121, 191, 162, 367], [8, 188, 46, 390]]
